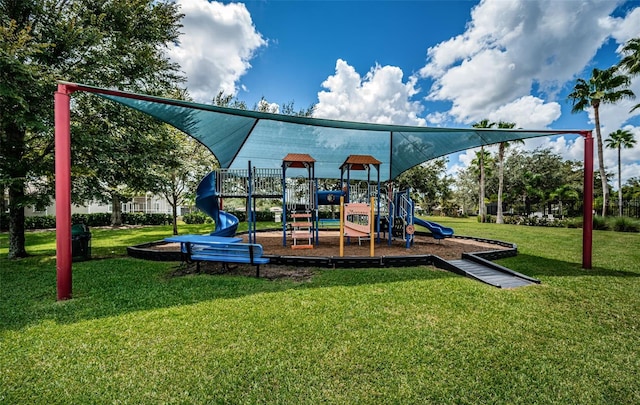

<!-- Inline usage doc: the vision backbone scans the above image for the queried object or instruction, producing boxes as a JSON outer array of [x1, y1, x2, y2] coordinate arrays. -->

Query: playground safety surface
[[129, 230, 535, 287], [244, 230, 506, 260], [132, 230, 512, 264]]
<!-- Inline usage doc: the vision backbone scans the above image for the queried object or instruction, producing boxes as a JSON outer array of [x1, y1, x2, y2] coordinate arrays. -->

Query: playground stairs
[[291, 212, 313, 249], [444, 253, 540, 289]]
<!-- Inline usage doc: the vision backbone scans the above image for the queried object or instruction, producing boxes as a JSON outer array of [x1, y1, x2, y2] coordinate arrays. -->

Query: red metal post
[[582, 131, 593, 269], [55, 84, 76, 300]]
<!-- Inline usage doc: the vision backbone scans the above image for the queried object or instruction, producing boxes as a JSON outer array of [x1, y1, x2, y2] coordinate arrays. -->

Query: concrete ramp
[[446, 254, 540, 289]]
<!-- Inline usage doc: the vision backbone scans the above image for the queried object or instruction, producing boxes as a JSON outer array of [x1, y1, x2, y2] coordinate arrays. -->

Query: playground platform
[[128, 230, 539, 289]]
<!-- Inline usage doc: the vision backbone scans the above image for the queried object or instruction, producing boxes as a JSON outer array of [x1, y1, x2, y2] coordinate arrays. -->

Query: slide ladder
[[196, 172, 239, 237], [291, 212, 313, 249]]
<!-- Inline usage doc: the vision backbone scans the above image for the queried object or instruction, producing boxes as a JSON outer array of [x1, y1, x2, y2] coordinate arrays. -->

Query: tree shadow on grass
[[5, 250, 637, 332], [498, 254, 640, 279], [0, 256, 457, 332]]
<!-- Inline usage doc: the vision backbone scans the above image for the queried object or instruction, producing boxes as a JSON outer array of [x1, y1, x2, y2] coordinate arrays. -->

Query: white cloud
[[419, 0, 623, 124], [488, 96, 561, 129], [314, 59, 426, 126], [256, 99, 279, 114], [456, 149, 478, 169], [523, 136, 584, 162], [167, 0, 266, 102], [609, 6, 640, 45], [620, 162, 640, 186], [426, 111, 450, 126]]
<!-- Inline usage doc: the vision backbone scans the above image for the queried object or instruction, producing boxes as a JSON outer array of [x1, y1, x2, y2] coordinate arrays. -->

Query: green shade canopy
[[54, 82, 595, 301], [71, 82, 584, 181]]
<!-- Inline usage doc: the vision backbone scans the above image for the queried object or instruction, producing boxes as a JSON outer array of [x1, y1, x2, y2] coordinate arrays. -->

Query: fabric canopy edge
[[57, 81, 588, 137]]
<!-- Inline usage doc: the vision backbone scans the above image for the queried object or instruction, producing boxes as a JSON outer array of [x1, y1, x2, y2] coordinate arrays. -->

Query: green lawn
[[1, 219, 639, 404]]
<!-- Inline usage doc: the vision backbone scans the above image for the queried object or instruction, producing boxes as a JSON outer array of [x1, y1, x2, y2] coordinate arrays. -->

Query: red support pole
[[582, 131, 593, 269], [55, 83, 76, 300]]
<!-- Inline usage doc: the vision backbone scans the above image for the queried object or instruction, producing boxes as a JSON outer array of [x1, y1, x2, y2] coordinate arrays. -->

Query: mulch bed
[[165, 230, 509, 281]]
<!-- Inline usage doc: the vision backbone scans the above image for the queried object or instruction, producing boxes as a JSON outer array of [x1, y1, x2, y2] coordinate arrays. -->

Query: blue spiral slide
[[195, 172, 239, 237], [413, 218, 454, 240]]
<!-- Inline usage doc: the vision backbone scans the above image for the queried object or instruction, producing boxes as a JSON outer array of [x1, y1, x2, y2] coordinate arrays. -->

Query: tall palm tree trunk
[[617, 145, 623, 217], [593, 104, 608, 217]]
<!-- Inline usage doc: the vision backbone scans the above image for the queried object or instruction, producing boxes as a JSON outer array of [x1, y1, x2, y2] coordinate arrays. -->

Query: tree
[[470, 148, 495, 220], [1, 5, 57, 258], [495, 121, 522, 224], [550, 185, 580, 218], [157, 129, 217, 235], [502, 148, 579, 216], [1, 0, 183, 256], [255, 96, 279, 113], [281, 101, 316, 117], [621, 177, 640, 200], [619, 37, 640, 111], [472, 119, 495, 222], [213, 90, 247, 110], [71, 98, 182, 226], [395, 158, 452, 212], [568, 66, 635, 217], [604, 129, 637, 216]]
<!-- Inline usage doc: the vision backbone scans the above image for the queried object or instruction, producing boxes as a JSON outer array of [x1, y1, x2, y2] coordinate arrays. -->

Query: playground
[[55, 82, 595, 297], [129, 154, 530, 287]]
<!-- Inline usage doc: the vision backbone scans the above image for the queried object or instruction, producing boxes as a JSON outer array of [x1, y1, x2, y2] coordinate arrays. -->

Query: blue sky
[[167, 0, 640, 187]]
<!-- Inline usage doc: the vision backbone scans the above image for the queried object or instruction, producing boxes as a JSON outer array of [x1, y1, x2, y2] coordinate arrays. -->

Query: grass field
[[1, 218, 639, 404]]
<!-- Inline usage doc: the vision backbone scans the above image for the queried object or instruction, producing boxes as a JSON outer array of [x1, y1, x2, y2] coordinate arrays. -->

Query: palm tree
[[568, 66, 635, 216], [470, 148, 494, 222], [619, 37, 640, 112], [550, 185, 580, 219], [495, 121, 522, 224], [472, 119, 495, 222], [604, 129, 637, 216]]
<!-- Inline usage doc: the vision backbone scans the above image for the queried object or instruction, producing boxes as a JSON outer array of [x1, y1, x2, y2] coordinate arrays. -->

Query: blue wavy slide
[[413, 217, 454, 240], [195, 172, 239, 237]]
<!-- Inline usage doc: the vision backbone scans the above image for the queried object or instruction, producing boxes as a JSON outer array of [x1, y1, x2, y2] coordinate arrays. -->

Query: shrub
[[228, 210, 247, 222], [25, 215, 56, 229], [183, 212, 208, 224], [143, 213, 172, 225], [122, 212, 145, 225], [71, 212, 171, 226], [592, 216, 609, 231], [612, 217, 640, 233], [254, 211, 274, 222], [565, 218, 583, 229], [72, 213, 112, 227], [124, 213, 172, 226]]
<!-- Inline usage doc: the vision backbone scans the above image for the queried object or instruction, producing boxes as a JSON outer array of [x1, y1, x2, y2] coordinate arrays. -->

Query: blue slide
[[413, 218, 454, 240], [195, 172, 239, 237]]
